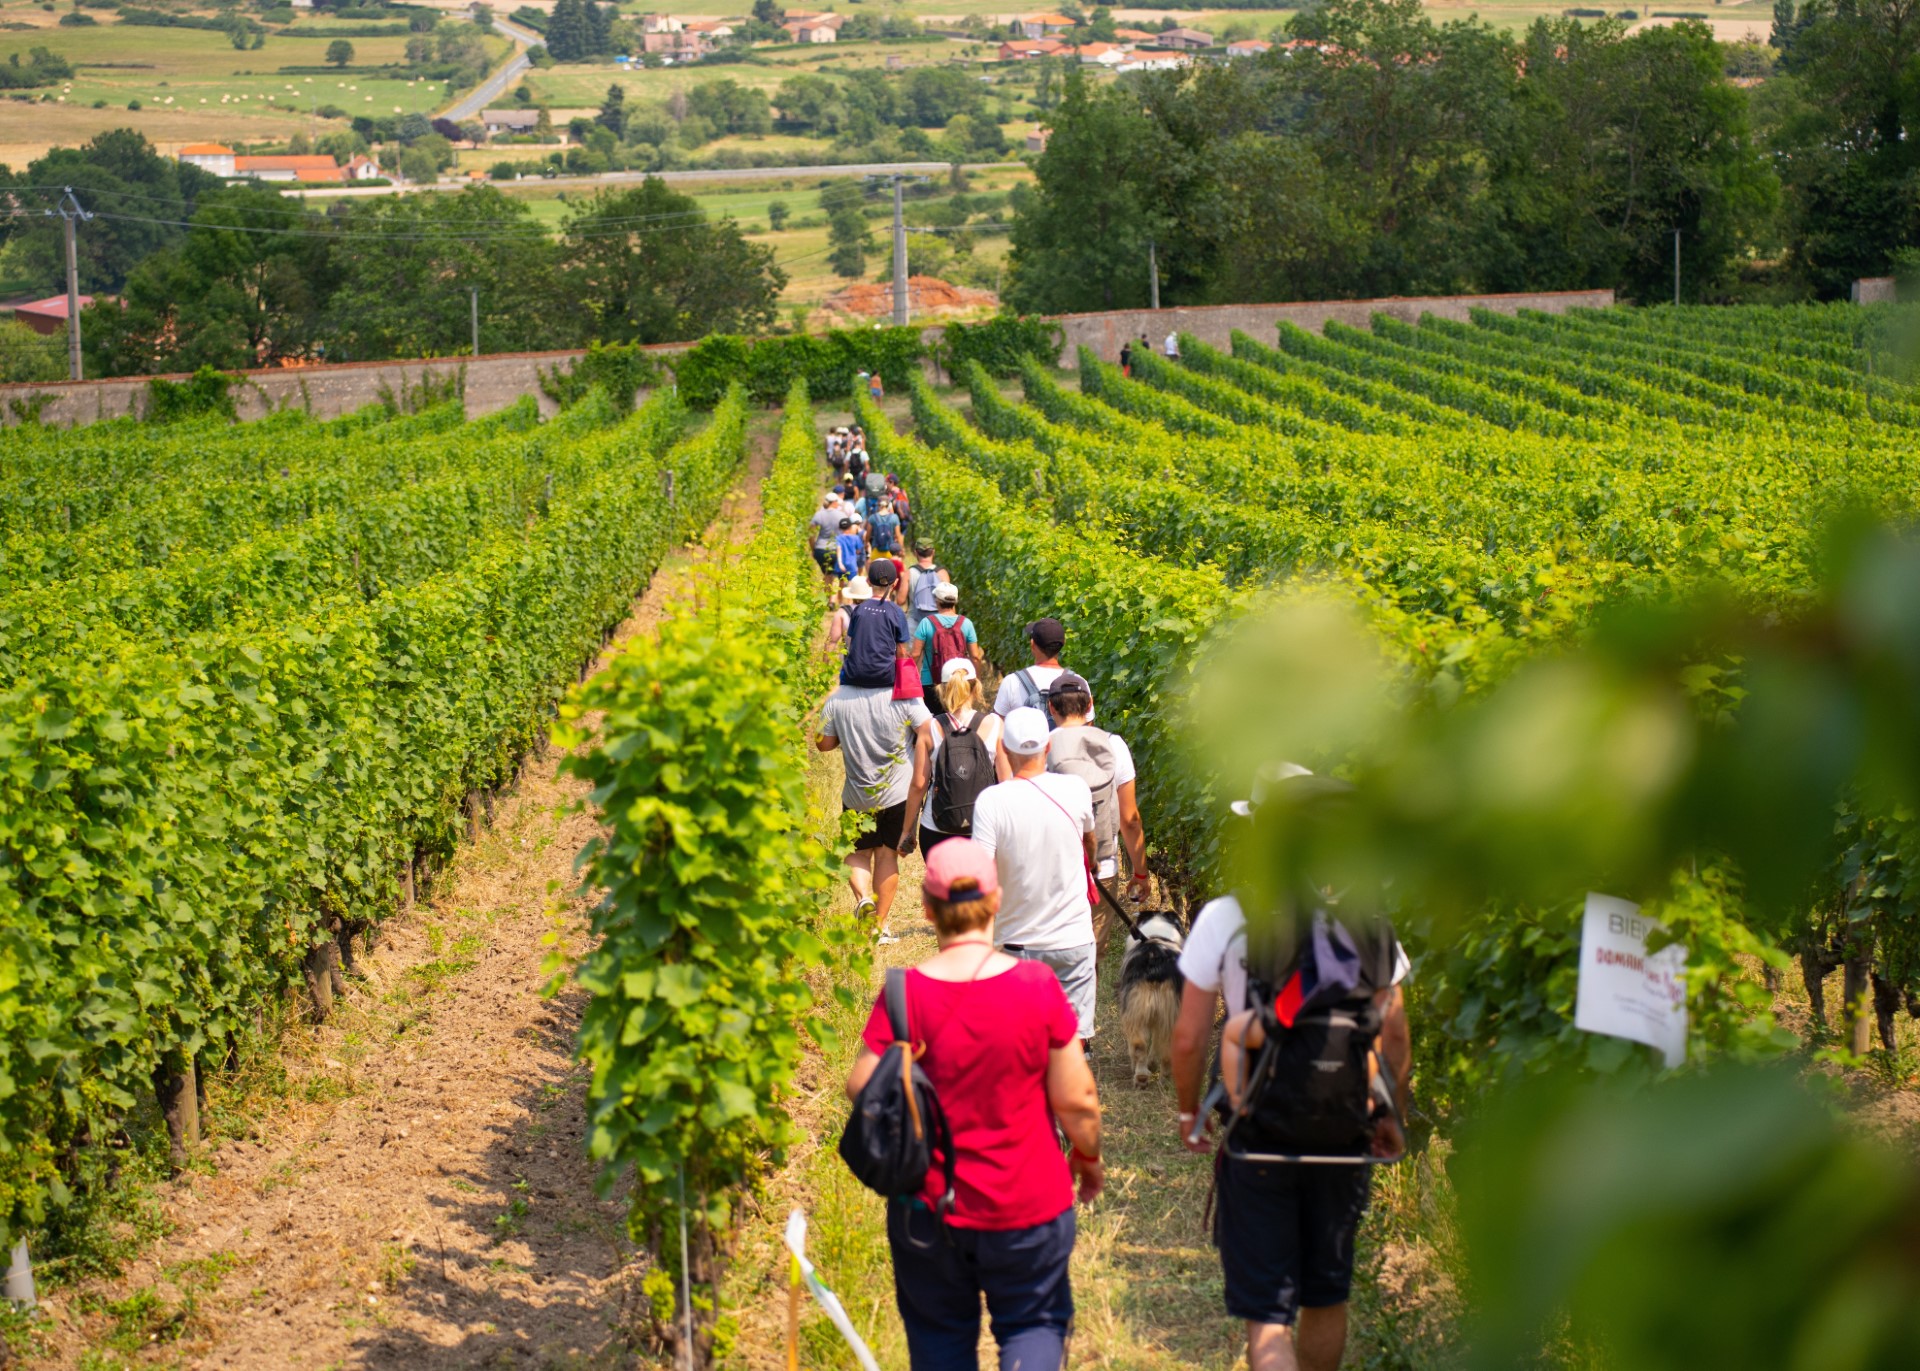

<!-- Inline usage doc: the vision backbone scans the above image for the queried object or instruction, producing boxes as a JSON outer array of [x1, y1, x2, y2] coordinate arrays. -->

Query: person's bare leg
[[1295, 1304, 1348, 1371], [1246, 1321, 1298, 1371], [871, 847, 901, 927], [846, 851, 875, 911]]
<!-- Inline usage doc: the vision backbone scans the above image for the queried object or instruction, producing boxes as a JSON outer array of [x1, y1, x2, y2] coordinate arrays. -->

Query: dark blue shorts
[[887, 1203, 1075, 1371], [1213, 1156, 1370, 1325]]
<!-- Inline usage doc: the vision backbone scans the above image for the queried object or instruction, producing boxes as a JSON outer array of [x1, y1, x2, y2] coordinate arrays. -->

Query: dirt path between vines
[[35, 421, 780, 1371]]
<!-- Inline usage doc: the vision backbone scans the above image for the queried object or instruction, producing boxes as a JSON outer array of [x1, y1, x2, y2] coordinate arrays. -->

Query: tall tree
[[544, 0, 590, 61], [0, 129, 219, 293], [85, 185, 335, 375], [561, 179, 784, 342], [325, 186, 572, 359], [821, 179, 874, 278], [1002, 69, 1161, 311], [597, 83, 627, 138]]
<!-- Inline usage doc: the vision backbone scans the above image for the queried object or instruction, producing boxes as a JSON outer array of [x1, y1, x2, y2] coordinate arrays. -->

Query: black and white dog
[[1116, 913, 1185, 1087]]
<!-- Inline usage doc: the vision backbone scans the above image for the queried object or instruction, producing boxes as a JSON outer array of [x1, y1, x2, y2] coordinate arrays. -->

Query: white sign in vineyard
[[1574, 892, 1688, 1068]]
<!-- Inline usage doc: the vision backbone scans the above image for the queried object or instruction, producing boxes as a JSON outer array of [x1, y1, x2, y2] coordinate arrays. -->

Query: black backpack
[[839, 969, 956, 1212], [929, 713, 994, 834], [1226, 906, 1396, 1157]]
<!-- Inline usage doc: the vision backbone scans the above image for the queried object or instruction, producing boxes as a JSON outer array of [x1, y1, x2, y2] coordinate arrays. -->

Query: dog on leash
[[1116, 913, 1185, 1087]]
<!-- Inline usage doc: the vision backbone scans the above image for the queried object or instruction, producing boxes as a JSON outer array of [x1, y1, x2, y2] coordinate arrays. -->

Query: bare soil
[[31, 424, 777, 1371]]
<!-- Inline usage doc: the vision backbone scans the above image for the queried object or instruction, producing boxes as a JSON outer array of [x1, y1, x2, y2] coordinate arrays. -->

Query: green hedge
[[673, 327, 925, 407], [933, 314, 1064, 379]]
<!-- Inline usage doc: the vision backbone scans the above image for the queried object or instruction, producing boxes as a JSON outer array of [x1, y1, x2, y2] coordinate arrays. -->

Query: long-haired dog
[[1116, 913, 1185, 1086]]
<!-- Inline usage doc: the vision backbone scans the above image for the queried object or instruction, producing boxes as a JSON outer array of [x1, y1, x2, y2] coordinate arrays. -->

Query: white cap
[[933, 582, 959, 605], [1002, 707, 1050, 756], [849, 511, 865, 524], [1231, 762, 1313, 817], [939, 656, 976, 683]]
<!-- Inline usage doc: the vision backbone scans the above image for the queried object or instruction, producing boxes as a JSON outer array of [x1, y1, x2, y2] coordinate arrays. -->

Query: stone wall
[[1050, 289, 1617, 367], [1852, 277, 1898, 305], [0, 291, 1615, 428], [0, 343, 695, 430]]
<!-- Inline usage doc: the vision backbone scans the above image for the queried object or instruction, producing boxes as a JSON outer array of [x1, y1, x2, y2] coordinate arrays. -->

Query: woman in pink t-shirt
[[846, 838, 1103, 1371]]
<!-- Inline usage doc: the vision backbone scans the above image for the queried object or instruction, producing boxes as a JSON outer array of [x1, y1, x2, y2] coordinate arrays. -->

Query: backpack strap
[[1015, 667, 1040, 710], [884, 966, 910, 1043]]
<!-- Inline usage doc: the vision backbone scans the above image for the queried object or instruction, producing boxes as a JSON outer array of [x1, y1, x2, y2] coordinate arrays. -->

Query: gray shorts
[[1005, 942, 1097, 1039]]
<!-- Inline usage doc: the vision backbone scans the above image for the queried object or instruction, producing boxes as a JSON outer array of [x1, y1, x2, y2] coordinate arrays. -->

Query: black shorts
[[850, 800, 910, 852], [1213, 1155, 1371, 1325], [919, 824, 961, 857], [813, 546, 837, 574]]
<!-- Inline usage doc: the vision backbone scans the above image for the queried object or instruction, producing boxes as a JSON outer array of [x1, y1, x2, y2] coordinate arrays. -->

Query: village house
[[998, 37, 1066, 59], [1116, 51, 1192, 71], [1025, 127, 1049, 153], [1226, 38, 1272, 57], [1152, 26, 1214, 49], [177, 142, 236, 177], [1111, 26, 1158, 43], [782, 12, 844, 42], [1074, 40, 1126, 65], [481, 108, 542, 138], [1019, 12, 1076, 39], [9, 294, 92, 336]]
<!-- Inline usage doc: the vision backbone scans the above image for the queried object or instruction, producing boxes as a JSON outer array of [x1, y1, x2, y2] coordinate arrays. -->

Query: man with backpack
[[817, 567, 934, 944], [904, 541, 950, 633], [992, 618, 1095, 727], [912, 582, 980, 690], [971, 707, 1100, 1042], [1043, 673, 1150, 936], [870, 498, 904, 557], [1170, 767, 1412, 1371]]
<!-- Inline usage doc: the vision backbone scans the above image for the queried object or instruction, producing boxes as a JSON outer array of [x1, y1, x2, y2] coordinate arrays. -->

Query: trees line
[[1004, 0, 1920, 312]]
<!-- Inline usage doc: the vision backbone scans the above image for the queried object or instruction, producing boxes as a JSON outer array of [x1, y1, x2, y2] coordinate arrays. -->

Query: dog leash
[[1094, 878, 1151, 942]]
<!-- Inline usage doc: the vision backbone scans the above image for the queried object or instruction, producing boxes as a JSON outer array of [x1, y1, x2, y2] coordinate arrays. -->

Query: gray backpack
[[1047, 726, 1119, 868]]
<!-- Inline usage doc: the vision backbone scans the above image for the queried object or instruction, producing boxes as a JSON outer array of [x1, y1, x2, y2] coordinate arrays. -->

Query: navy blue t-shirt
[[841, 597, 910, 688]]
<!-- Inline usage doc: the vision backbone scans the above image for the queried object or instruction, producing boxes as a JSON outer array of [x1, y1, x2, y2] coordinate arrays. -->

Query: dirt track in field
[[34, 424, 776, 1371]]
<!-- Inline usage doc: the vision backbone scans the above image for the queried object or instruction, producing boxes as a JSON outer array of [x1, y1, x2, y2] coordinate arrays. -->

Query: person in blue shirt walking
[[835, 517, 866, 580], [870, 499, 903, 556]]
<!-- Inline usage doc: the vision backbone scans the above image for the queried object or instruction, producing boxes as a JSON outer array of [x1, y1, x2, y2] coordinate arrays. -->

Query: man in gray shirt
[[808, 493, 844, 578], [816, 684, 933, 943]]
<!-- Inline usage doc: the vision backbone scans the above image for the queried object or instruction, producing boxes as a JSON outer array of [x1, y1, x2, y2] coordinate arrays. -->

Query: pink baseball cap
[[922, 837, 998, 902]]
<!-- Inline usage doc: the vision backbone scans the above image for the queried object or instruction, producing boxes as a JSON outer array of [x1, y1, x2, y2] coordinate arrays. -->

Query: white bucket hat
[[1231, 762, 1314, 817], [841, 576, 873, 603]]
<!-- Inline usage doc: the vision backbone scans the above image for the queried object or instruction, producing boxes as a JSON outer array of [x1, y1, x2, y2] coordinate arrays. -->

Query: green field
[[0, 6, 509, 163]]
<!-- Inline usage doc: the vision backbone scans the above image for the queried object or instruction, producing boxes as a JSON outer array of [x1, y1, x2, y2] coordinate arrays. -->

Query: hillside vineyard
[[0, 388, 748, 1234]]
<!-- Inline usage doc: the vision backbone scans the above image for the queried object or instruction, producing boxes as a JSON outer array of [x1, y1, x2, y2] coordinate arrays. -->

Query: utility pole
[[1148, 239, 1160, 311], [1673, 228, 1681, 307], [470, 286, 480, 357], [49, 188, 92, 382], [891, 176, 908, 328]]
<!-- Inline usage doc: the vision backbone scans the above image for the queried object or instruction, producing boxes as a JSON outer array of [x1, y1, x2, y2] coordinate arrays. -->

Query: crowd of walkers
[[809, 420, 1413, 1371]]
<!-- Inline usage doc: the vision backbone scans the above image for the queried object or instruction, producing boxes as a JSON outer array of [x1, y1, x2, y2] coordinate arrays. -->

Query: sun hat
[[841, 576, 873, 603], [939, 656, 976, 683], [933, 582, 959, 606], [1230, 762, 1314, 817], [923, 836, 998, 902], [1002, 707, 1050, 756]]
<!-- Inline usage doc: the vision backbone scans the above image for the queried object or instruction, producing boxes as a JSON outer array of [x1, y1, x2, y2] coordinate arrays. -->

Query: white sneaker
[[854, 896, 878, 922], [877, 929, 899, 946]]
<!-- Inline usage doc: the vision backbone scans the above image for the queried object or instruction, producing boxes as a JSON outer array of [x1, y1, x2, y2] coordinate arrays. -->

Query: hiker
[[1119, 338, 1133, 377], [970, 707, 1100, 1042], [912, 657, 1002, 856], [1163, 331, 1179, 359], [1044, 672, 1150, 939], [1170, 767, 1412, 1371], [817, 569, 932, 944], [827, 428, 847, 476], [809, 492, 845, 581], [822, 575, 871, 663], [870, 498, 904, 556], [905, 540, 950, 633], [845, 837, 1102, 1371], [992, 618, 1094, 728], [869, 371, 887, 403], [913, 581, 981, 690], [834, 517, 865, 582], [889, 475, 914, 538], [847, 441, 870, 487]]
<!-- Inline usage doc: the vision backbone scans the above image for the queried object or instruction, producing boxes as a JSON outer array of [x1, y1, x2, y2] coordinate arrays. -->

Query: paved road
[[441, 13, 545, 123], [290, 161, 1003, 199]]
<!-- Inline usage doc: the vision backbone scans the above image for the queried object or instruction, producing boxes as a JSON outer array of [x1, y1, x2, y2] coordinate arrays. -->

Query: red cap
[[922, 838, 998, 902]]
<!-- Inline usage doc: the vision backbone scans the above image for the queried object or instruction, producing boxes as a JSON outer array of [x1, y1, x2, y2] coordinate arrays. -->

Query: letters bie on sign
[[1573, 892, 1688, 1068]]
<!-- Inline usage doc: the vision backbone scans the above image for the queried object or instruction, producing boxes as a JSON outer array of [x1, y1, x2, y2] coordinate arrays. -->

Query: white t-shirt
[[919, 708, 1003, 833], [992, 665, 1095, 722], [1178, 894, 1410, 1016], [971, 772, 1095, 951]]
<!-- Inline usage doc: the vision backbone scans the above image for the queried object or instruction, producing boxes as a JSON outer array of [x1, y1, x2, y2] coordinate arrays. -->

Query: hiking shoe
[[854, 896, 878, 922]]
